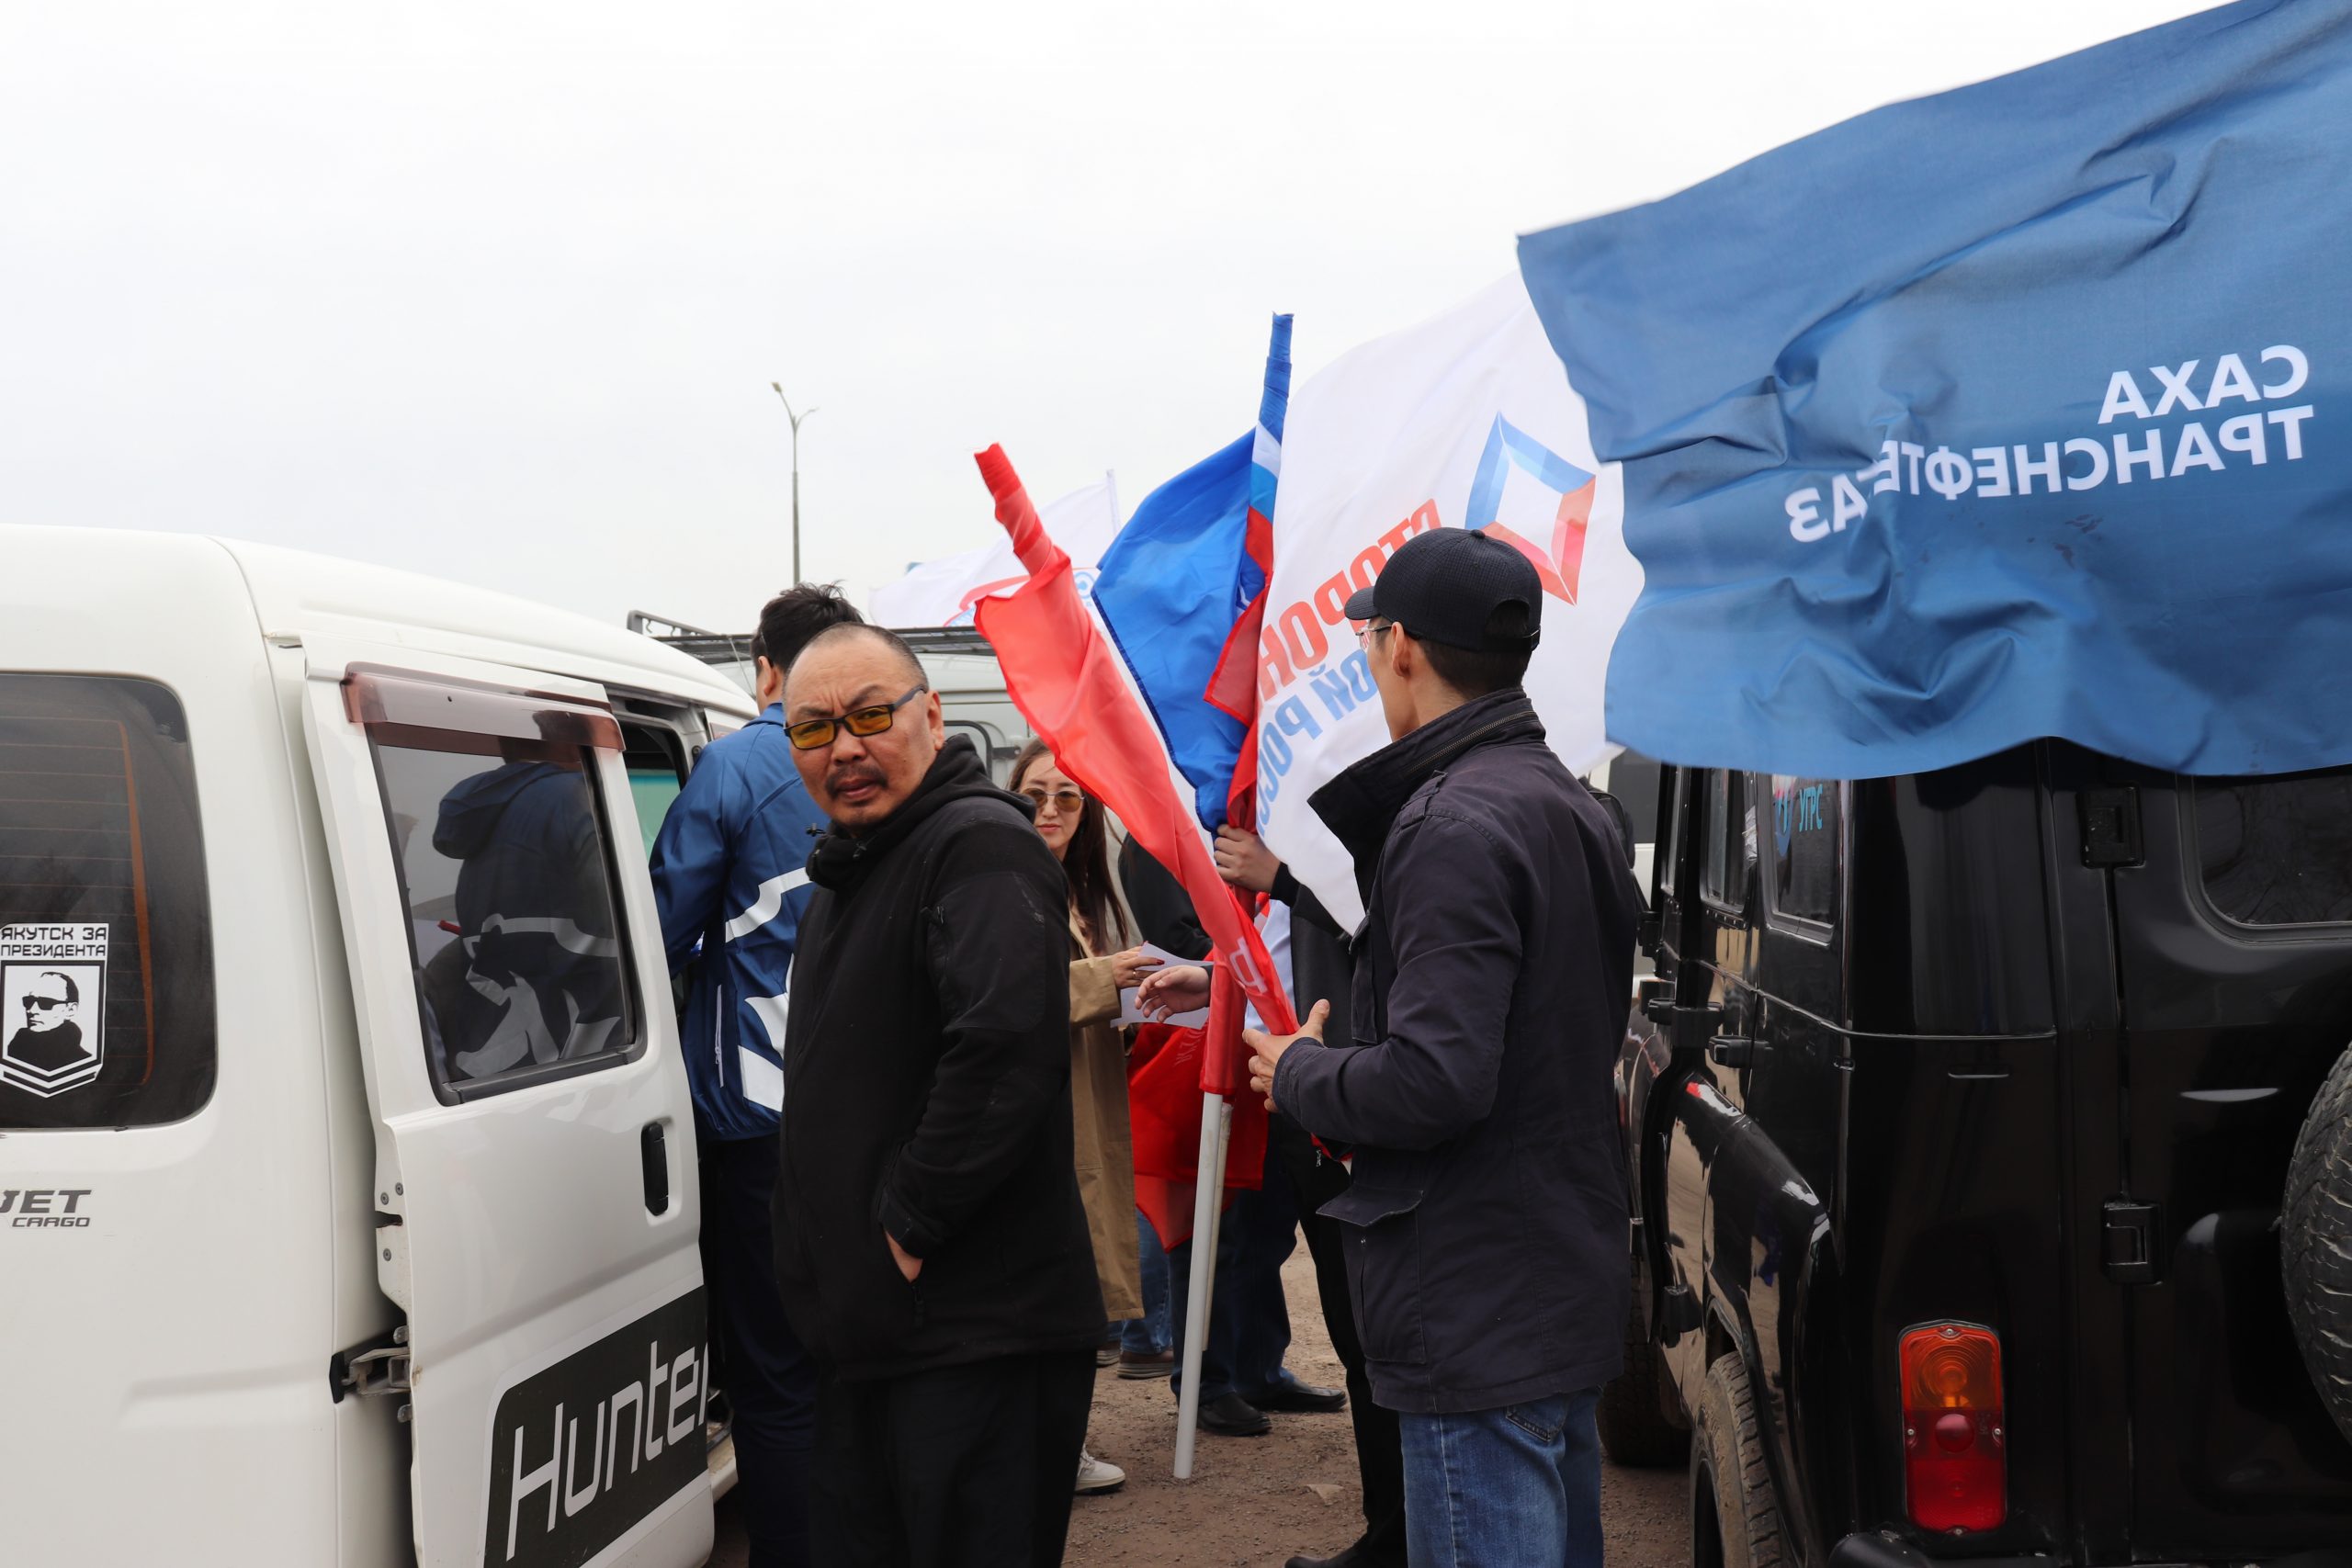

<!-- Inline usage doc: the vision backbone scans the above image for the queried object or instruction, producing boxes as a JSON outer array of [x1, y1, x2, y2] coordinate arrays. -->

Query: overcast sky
[[2, 1, 2213, 630]]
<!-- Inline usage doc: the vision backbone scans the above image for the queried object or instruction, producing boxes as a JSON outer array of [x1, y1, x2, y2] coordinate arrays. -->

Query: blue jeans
[[1396, 1391, 1601, 1568], [1119, 1208, 1172, 1355]]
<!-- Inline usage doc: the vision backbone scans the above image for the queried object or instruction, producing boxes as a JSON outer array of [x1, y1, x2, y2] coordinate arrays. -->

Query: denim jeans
[[1118, 1208, 1172, 1355], [1396, 1390, 1601, 1568]]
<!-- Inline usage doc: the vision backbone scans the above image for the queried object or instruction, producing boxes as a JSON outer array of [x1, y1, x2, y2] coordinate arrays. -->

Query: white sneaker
[[1075, 1449, 1125, 1495]]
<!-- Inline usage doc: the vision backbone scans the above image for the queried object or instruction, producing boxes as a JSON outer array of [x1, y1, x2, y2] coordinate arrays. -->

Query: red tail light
[[1900, 1322, 2007, 1533]]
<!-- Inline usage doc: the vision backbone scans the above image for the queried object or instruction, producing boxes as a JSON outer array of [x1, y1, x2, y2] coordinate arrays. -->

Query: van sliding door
[[300, 640, 712, 1568]]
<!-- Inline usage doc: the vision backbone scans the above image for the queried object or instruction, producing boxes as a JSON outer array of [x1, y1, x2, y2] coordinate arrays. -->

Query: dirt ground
[[710, 1247, 1687, 1566]]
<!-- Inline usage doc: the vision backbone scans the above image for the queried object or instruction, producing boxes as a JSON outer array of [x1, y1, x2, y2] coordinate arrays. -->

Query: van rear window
[[0, 675, 214, 1129], [2195, 769, 2352, 927]]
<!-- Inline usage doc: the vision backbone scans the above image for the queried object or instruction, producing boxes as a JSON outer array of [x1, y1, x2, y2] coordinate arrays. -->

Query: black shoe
[[1243, 1371, 1347, 1415], [1285, 1535, 1406, 1568], [1196, 1392, 1272, 1437]]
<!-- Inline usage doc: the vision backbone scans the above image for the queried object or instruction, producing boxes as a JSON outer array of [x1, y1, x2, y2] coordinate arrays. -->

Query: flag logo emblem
[[1464, 414, 1595, 604]]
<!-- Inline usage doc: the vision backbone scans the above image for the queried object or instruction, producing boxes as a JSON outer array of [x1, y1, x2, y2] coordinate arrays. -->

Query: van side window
[[1660, 768, 1689, 898], [1768, 776, 1842, 927], [1701, 771, 1757, 912], [621, 722, 688, 860], [2195, 769, 2352, 927], [0, 675, 215, 1131], [1607, 751, 1663, 852], [372, 734, 639, 1100]]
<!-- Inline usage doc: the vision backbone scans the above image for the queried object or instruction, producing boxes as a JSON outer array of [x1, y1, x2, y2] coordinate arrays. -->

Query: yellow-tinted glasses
[[785, 684, 927, 750]]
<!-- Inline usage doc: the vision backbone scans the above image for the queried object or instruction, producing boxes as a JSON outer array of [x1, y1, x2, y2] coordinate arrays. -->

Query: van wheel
[[1690, 1351, 1783, 1568], [1596, 1298, 1689, 1466], [2283, 1042, 2352, 1444]]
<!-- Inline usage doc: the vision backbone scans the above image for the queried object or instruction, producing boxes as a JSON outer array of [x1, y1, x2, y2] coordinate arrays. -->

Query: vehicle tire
[[2282, 1041, 2352, 1444], [1596, 1298, 1690, 1467], [1690, 1350, 1784, 1568]]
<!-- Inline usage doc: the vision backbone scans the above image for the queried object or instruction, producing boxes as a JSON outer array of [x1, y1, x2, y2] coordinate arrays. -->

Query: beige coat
[[1069, 918, 1143, 1322]]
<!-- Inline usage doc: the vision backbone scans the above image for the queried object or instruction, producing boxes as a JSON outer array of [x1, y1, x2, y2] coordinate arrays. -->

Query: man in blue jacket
[[1248, 530, 1643, 1568], [650, 582, 862, 1568]]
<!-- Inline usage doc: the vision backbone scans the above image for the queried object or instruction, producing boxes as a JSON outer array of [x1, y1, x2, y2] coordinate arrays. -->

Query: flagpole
[[1172, 961, 1245, 1481], [1171, 1089, 1231, 1480]]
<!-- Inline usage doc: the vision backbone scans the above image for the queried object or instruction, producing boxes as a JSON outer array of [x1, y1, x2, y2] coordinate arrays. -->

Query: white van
[[0, 526, 756, 1567]]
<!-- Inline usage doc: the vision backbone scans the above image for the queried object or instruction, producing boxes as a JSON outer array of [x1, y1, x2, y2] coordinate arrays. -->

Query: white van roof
[[6, 525, 756, 717]]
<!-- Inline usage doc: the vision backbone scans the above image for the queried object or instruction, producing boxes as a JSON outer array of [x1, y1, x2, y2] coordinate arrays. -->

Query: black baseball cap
[[1343, 527, 1543, 652]]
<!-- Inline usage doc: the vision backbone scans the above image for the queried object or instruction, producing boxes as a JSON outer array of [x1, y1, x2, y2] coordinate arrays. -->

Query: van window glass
[[628, 771, 683, 857], [1660, 769, 1688, 898], [373, 737, 638, 1100], [1702, 772, 1728, 902], [621, 723, 686, 860], [0, 675, 214, 1130], [1769, 776, 1841, 926], [1702, 771, 1756, 909], [1607, 751, 1663, 852], [2195, 769, 2352, 926]]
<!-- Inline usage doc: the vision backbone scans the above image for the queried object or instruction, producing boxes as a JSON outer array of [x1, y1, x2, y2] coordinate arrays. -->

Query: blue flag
[[1518, 0, 2352, 779], [1094, 316, 1292, 830]]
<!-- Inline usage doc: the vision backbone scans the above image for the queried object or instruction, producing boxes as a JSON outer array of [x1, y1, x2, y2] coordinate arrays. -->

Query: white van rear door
[[300, 643, 712, 1568]]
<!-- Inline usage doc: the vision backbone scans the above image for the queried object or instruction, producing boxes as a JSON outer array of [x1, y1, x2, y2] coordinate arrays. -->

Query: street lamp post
[[770, 383, 819, 582]]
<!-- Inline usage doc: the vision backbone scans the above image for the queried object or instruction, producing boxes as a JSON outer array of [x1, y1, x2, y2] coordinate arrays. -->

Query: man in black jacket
[[774, 624, 1104, 1567], [1247, 529, 1643, 1568]]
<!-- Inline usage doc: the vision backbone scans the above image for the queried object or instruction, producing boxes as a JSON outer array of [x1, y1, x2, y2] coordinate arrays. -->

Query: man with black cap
[[1242, 526, 1644, 1568]]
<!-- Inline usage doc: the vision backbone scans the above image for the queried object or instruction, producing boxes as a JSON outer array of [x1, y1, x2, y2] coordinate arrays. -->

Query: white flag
[[870, 474, 1120, 627], [1254, 275, 1645, 927]]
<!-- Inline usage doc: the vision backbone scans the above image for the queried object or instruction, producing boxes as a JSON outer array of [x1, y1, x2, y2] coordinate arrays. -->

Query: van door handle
[[1708, 1035, 1760, 1068], [640, 1123, 671, 1215]]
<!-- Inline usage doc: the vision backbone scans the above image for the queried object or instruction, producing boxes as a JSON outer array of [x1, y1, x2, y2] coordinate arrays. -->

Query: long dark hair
[[1011, 738, 1127, 955]]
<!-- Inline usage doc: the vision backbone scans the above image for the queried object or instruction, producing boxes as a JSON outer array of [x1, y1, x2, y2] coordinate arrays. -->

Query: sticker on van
[[483, 1287, 709, 1568], [1, 924, 108, 1098]]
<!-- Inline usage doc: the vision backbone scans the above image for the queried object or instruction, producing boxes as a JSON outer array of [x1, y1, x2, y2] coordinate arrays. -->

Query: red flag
[[1126, 1022, 1266, 1249], [973, 446, 1296, 1248], [971, 445, 1298, 1041]]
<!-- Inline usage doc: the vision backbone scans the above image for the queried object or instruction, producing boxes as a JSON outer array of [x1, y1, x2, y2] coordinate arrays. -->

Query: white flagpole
[[1171, 1089, 1233, 1480]]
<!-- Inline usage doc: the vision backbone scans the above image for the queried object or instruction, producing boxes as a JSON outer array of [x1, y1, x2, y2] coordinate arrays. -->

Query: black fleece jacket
[[771, 738, 1104, 1381]]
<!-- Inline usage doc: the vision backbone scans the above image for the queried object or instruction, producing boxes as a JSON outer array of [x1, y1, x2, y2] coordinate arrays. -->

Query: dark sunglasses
[[24, 995, 69, 1012], [786, 685, 927, 751]]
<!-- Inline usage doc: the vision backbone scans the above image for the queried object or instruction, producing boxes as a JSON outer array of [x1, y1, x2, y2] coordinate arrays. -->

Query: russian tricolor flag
[[1091, 315, 1292, 835]]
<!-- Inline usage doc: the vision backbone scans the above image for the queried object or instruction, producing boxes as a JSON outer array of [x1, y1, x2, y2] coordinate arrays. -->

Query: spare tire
[[2282, 1041, 2352, 1442]]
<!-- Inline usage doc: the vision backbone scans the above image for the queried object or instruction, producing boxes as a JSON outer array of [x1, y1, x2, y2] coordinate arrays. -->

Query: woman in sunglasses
[[1007, 737, 1161, 1498]]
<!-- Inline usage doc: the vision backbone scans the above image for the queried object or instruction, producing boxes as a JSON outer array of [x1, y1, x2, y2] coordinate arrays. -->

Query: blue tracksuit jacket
[[649, 706, 829, 1141]]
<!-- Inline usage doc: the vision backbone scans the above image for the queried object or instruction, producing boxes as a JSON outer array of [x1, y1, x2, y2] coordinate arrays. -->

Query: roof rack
[[626, 610, 995, 670], [895, 626, 996, 658]]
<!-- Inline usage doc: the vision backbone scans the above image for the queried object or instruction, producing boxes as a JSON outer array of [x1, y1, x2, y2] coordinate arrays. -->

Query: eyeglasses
[[1353, 620, 1392, 649], [785, 685, 928, 750], [24, 995, 68, 1012], [1020, 786, 1086, 816]]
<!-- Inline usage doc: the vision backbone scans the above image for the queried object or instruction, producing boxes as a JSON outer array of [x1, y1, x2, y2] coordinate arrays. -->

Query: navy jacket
[[650, 706, 829, 1142], [1273, 690, 1643, 1416]]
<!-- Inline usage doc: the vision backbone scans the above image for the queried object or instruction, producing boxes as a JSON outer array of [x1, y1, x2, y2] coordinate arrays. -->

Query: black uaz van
[[1602, 745, 2352, 1565]]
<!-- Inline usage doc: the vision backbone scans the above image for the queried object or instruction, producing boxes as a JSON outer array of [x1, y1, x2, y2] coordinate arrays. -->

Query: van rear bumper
[[1831, 1531, 2352, 1568]]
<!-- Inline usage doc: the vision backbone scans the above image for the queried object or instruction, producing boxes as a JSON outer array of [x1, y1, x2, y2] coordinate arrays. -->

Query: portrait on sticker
[[1, 924, 108, 1099]]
